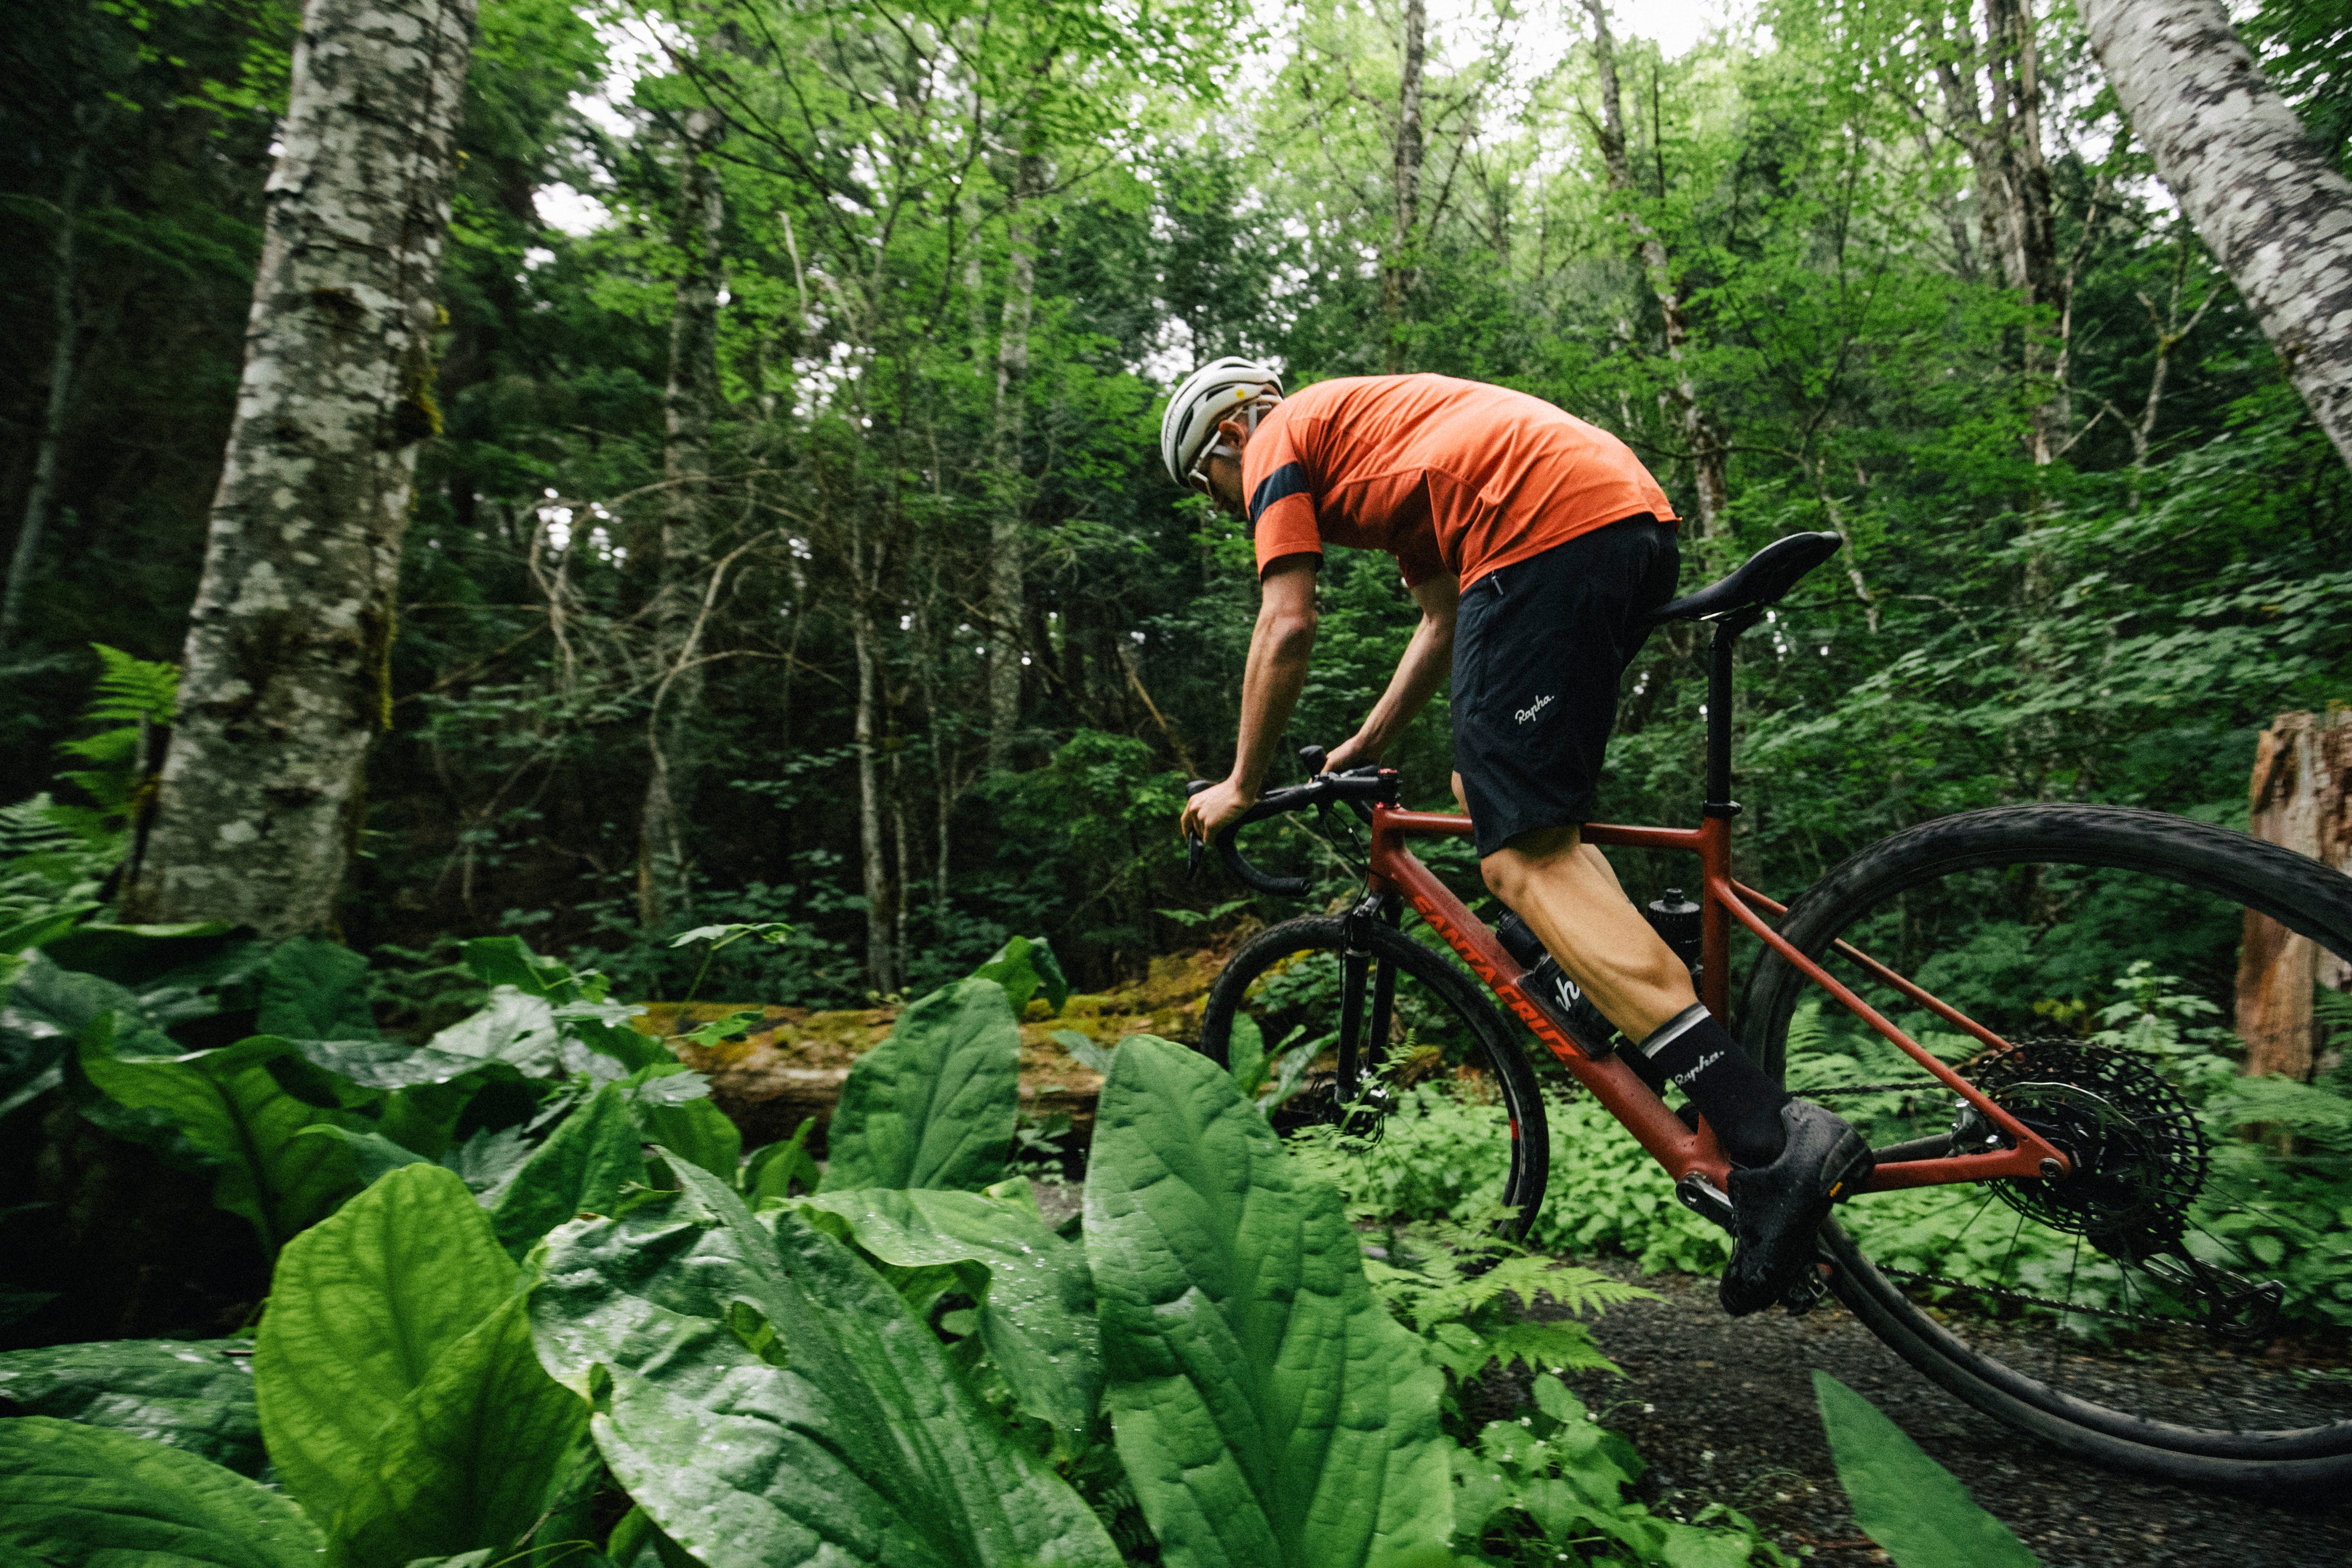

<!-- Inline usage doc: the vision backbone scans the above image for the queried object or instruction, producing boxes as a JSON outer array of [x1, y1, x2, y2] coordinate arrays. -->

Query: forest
[[2, 0, 2351, 1563]]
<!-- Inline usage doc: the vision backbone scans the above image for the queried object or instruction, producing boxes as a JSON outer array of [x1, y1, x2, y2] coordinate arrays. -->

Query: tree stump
[[2236, 708, 2352, 1078]]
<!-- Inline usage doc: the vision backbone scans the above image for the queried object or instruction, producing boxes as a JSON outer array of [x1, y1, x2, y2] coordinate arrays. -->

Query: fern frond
[[0, 795, 78, 858], [84, 643, 178, 726]]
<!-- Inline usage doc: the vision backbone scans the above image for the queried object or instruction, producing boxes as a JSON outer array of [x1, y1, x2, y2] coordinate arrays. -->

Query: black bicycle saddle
[[1651, 531, 1843, 625]]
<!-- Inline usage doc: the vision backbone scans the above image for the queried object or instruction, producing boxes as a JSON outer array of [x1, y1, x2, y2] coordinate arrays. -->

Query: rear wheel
[[1743, 804, 2352, 1489], [1198, 914, 1549, 1239]]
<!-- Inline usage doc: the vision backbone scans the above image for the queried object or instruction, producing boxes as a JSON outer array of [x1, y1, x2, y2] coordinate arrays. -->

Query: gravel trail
[[1536, 1266, 2351, 1566]]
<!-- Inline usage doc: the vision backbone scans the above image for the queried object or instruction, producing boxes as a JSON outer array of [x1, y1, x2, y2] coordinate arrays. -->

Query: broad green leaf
[[972, 935, 1069, 1017], [1084, 1035, 1453, 1568], [488, 1079, 647, 1256], [431, 986, 563, 1075], [1813, 1371, 2041, 1568], [0, 1338, 263, 1475], [822, 977, 1019, 1193], [794, 1185, 1102, 1450], [462, 936, 575, 999], [259, 938, 377, 1040], [529, 1160, 1121, 1568], [331, 1295, 594, 1568], [299, 1123, 429, 1185], [293, 1037, 495, 1089], [741, 1117, 820, 1203], [0, 1417, 321, 1567], [78, 1029, 359, 1253], [255, 1162, 518, 1525], [626, 1062, 740, 1180], [6, 948, 179, 1061]]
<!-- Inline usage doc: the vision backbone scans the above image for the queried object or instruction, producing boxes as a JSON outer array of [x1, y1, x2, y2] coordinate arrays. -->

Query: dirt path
[[1538, 1266, 2351, 1566]]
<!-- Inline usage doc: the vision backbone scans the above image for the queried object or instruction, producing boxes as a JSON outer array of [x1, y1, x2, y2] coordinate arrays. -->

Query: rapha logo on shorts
[[1515, 694, 1555, 724]]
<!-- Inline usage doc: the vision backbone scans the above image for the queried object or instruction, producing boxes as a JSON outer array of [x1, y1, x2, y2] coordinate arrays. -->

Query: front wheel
[[1198, 914, 1549, 1239], [1743, 804, 2352, 1490]]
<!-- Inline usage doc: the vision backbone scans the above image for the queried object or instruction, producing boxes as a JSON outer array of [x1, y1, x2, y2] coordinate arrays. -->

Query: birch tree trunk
[[849, 559, 898, 995], [0, 139, 87, 656], [2082, 0, 2352, 470], [1583, 0, 1729, 533], [122, 0, 476, 937], [983, 142, 1041, 772], [638, 106, 727, 929], [1382, 0, 1425, 373], [2236, 709, 2352, 1078]]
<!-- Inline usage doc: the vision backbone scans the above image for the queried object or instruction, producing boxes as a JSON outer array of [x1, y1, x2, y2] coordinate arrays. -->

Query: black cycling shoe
[[1719, 1101, 1875, 1318]]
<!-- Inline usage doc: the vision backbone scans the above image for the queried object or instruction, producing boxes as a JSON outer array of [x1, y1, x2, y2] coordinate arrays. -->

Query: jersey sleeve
[[1244, 407, 1321, 576]]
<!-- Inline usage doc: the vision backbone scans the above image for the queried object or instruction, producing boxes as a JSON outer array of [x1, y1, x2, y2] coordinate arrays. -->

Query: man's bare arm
[[1324, 572, 1459, 771], [1180, 555, 1318, 841]]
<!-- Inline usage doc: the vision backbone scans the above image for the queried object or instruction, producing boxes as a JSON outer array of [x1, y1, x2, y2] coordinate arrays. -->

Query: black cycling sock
[[1635, 1004, 1789, 1168]]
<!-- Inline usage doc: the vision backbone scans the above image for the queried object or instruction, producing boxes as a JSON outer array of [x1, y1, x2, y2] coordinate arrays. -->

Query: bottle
[[1493, 911, 1617, 1054], [1645, 888, 1703, 979]]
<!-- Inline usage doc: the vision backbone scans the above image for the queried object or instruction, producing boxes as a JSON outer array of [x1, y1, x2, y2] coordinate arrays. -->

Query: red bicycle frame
[[1361, 803, 2070, 1195]]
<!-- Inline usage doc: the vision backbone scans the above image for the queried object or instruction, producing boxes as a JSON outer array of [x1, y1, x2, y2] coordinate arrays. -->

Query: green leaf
[[254, 1162, 519, 1526], [430, 987, 563, 1076], [0, 1338, 264, 1476], [298, 1123, 430, 1186], [793, 1185, 1102, 1452], [330, 1295, 594, 1568], [290, 1037, 492, 1089], [1083, 1035, 1453, 1568], [971, 935, 1068, 1017], [529, 1160, 1121, 1568], [821, 977, 1020, 1193], [1052, 1029, 1117, 1076], [6, 948, 180, 1063], [78, 1029, 359, 1254], [626, 1063, 741, 1181], [741, 1117, 820, 1203], [488, 1079, 647, 1256], [1812, 1371, 2041, 1568], [0, 1417, 322, 1567], [461, 937, 575, 1000], [258, 938, 377, 1040]]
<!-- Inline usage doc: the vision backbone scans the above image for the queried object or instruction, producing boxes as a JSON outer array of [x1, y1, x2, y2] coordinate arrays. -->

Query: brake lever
[[1184, 779, 1210, 879]]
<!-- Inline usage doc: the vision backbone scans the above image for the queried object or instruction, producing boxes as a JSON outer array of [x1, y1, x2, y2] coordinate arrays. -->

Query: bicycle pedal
[[1781, 1262, 1831, 1317], [1674, 1172, 1735, 1233]]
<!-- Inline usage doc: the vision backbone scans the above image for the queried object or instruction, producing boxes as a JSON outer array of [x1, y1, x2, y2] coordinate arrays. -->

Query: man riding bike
[[1165, 357, 1871, 1315]]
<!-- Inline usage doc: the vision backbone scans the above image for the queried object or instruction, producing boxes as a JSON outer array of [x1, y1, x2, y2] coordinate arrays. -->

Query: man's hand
[[1181, 777, 1258, 845], [1319, 735, 1379, 774]]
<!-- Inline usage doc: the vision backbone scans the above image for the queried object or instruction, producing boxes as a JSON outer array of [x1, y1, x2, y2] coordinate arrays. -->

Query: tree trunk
[[639, 106, 727, 929], [983, 142, 1042, 772], [122, 0, 477, 937], [2236, 709, 2352, 1078], [1383, 0, 1425, 372], [1, 139, 88, 656], [1582, 1, 1729, 533], [2082, 0, 2352, 470], [850, 581, 898, 995]]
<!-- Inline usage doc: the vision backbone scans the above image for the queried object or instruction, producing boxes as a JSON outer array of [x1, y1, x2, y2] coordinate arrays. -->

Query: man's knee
[[1479, 825, 1581, 900]]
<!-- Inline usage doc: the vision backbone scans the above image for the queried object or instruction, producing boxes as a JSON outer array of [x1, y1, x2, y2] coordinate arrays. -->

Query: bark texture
[[123, 0, 477, 935], [1583, 0, 1729, 533], [2236, 708, 2352, 1079], [1382, 0, 1425, 372], [639, 106, 728, 928], [2082, 0, 2352, 469], [983, 141, 1042, 771]]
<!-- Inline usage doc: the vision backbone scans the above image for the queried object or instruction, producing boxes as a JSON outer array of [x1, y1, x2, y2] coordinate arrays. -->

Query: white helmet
[[1160, 355, 1284, 486]]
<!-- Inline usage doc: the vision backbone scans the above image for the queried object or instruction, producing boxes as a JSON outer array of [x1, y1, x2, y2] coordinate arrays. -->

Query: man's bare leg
[[1476, 823, 1693, 1040]]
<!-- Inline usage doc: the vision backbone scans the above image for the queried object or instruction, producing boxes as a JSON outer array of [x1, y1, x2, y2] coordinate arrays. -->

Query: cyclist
[[1166, 359, 1870, 1316]]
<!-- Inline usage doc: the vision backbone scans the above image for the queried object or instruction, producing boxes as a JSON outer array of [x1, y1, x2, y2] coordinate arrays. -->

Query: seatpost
[[1703, 609, 1761, 817]]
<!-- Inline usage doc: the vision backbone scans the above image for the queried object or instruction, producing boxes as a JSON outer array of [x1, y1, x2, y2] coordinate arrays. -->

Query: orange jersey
[[1241, 375, 1678, 587]]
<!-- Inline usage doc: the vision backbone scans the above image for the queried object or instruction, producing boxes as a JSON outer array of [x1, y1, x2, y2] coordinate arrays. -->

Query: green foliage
[[76, 1028, 359, 1256], [973, 934, 1071, 1017], [0, 1338, 263, 1476], [257, 938, 376, 1041], [788, 1183, 1103, 1457], [821, 977, 1023, 1193], [1082, 1034, 1455, 1568], [484, 1078, 646, 1256], [1812, 1372, 2040, 1568], [0, 1416, 322, 1567], [530, 1160, 1124, 1568]]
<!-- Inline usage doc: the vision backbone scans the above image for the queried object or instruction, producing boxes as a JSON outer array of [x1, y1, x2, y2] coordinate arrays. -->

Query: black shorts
[[1451, 515, 1680, 857]]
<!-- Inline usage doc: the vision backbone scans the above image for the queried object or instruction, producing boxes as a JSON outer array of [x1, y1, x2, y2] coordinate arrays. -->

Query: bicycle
[[1185, 530, 2352, 1492]]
